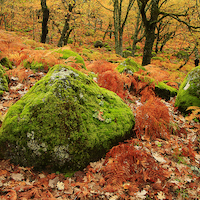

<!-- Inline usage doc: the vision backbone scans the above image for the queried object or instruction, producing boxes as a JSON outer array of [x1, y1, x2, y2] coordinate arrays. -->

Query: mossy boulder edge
[[57, 49, 86, 69], [175, 66, 200, 114], [117, 58, 146, 75], [0, 64, 134, 172], [0, 64, 9, 96]]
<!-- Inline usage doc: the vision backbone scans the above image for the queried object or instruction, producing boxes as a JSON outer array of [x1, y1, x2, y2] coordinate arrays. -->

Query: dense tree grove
[[0, 0, 200, 65]]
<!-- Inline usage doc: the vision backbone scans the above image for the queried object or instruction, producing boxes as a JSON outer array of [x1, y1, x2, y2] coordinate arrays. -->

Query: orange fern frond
[[135, 96, 171, 140], [101, 139, 170, 194]]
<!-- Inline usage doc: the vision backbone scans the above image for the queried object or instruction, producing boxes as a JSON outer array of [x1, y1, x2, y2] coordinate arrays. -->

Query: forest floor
[[0, 30, 199, 200]]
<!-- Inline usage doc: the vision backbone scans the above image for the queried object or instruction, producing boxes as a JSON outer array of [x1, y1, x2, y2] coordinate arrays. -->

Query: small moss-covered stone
[[175, 66, 200, 114], [122, 50, 132, 58], [35, 47, 45, 50], [117, 58, 146, 75], [0, 57, 13, 69], [176, 50, 189, 59], [57, 49, 86, 69], [0, 64, 9, 95], [24, 60, 44, 71], [94, 40, 103, 48], [0, 64, 134, 172]]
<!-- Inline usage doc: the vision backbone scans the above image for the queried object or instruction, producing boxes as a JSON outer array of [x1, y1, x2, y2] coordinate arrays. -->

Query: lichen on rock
[[175, 66, 200, 114], [0, 64, 134, 172]]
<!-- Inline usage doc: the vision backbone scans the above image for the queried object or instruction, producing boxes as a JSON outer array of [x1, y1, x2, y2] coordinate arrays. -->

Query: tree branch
[[96, 0, 113, 12]]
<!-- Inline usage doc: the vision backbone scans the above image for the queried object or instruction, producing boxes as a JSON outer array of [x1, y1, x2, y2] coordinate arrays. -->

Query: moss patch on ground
[[0, 64, 134, 173]]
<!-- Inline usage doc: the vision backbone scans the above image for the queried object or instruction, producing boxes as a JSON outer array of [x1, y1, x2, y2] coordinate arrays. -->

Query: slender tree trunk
[[113, 0, 135, 56], [131, 10, 144, 56], [138, 0, 159, 66], [40, 0, 49, 43], [57, 3, 74, 47], [57, 14, 70, 47]]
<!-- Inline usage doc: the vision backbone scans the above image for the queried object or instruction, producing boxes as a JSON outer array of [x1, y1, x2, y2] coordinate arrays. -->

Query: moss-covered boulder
[[57, 49, 86, 70], [175, 66, 200, 114], [24, 60, 44, 71], [94, 40, 103, 48], [155, 81, 177, 101], [117, 58, 146, 75], [0, 64, 9, 95], [0, 64, 134, 172]]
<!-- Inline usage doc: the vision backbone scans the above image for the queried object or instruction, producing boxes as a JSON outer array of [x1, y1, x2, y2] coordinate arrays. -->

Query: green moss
[[122, 50, 132, 58], [155, 82, 177, 100], [35, 47, 45, 50], [56, 49, 86, 70], [0, 64, 134, 172], [152, 56, 165, 61], [0, 64, 9, 95], [117, 58, 146, 75], [175, 66, 200, 114], [151, 52, 157, 57], [67, 38, 73, 44], [24, 60, 44, 71], [0, 57, 13, 69], [176, 50, 189, 59]]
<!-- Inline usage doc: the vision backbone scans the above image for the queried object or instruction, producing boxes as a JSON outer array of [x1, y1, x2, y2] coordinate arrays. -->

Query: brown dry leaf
[[4, 190, 17, 200], [11, 173, 24, 181], [48, 177, 59, 188], [0, 170, 7, 176], [97, 111, 105, 121], [157, 191, 166, 200], [135, 190, 147, 199], [3, 101, 13, 108]]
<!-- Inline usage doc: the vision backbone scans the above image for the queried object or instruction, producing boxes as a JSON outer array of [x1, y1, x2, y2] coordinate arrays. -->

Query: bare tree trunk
[[131, 10, 144, 56], [40, 0, 49, 43], [113, 0, 135, 56], [137, 0, 159, 66], [57, 3, 74, 47]]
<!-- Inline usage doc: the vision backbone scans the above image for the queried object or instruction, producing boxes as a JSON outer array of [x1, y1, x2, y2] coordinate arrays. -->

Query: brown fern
[[100, 139, 170, 194], [135, 96, 172, 140]]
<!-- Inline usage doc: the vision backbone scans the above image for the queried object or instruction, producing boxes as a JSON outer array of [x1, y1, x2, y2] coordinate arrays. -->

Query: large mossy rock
[[0, 64, 9, 96], [117, 59, 177, 100], [0, 64, 134, 172], [175, 66, 200, 114]]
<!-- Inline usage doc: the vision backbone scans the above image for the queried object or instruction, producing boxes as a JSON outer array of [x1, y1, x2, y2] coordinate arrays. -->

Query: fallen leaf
[[57, 181, 65, 190], [11, 173, 24, 181], [48, 177, 59, 188], [135, 190, 147, 199], [157, 191, 166, 200], [152, 152, 166, 163]]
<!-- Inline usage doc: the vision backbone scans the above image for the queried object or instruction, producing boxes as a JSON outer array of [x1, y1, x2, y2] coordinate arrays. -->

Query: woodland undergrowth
[[0, 30, 200, 199]]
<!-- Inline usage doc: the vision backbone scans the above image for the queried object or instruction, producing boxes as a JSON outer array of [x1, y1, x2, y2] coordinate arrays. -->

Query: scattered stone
[[94, 40, 104, 48]]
